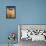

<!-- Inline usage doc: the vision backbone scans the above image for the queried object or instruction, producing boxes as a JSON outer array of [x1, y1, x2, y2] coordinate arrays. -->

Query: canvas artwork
[[6, 6, 16, 19], [18, 25, 46, 41]]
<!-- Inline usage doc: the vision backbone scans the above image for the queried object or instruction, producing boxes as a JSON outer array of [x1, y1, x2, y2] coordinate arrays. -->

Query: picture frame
[[6, 6, 16, 19]]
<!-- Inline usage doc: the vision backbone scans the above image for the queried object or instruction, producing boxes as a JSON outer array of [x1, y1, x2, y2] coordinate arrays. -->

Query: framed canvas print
[[6, 6, 16, 19], [18, 24, 46, 41]]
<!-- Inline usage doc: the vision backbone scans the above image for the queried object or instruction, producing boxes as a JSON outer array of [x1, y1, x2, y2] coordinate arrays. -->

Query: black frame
[[6, 6, 16, 19]]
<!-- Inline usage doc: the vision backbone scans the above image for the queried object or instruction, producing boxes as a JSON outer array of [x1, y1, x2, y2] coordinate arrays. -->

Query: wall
[[0, 0, 17, 44], [16, 0, 46, 24], [0, 0, 46, 45]]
